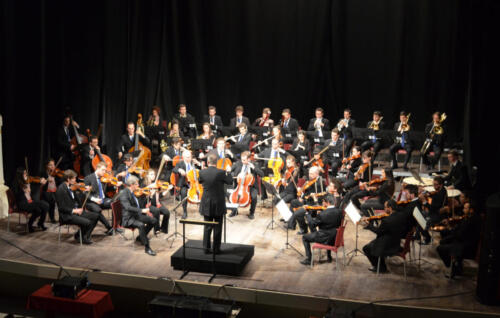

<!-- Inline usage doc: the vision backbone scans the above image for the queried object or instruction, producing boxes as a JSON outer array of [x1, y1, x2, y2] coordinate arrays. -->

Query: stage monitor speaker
[[149, 295, 235, 318], [476, 193, 500, 306]]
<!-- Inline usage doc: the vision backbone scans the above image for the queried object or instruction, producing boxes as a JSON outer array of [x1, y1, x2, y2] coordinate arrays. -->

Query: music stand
[[345, 201, 364, 265], [262, 181, 279, 233], [275, 199, 303, 257], [165, 197, 187, 248]]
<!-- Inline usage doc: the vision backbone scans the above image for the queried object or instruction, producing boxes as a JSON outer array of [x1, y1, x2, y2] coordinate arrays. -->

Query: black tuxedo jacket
[[83, 172, 104, 199], [231, 161, 264, 190], [445, 160, 470, 190], [119, 187, 143, 227], [55, 183, 80, 223], [198, 166, 233, 217], [116, 134, 150, 154], [229, 116, 250, 129], [322, 139, 343, 162], [367, 209, 409, 256], [231, 132, 252, 153], [310, 207, 343, 243], [393, 122, 414, 146], [424, 122, 446, 147], [307, 118, 330, 136], [337, 118, 356, 139], [56, 125, 74, 153], [202, 114, 223, 128]]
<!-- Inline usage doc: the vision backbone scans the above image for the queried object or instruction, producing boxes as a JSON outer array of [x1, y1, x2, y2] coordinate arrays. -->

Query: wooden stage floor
[[0, 200, 498, 316]]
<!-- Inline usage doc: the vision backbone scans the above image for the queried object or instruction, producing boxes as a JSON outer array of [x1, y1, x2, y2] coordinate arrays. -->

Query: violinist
[[229, 105, 251, 130], [229, 123, 252, 155], [322, 128, 344, 178], [357, 168, 395, 218], [273, 155, 299, 205], [341, 148, 371, 190], [300, 195, 344, 265], [55, 169, 98, 244], [138, 169, 171, 235], [336, 108, 356, 153], [390, 111, 414, 170], [230, 151, 264, 219], [40, 159, 61, 223], [160, 137, 184, 181], [361, 111, 386, 162], [436, 201, 481, 278], [288, 130, 310, 172], [56, 116, 77, 169], [172, 150, 201, 219], [202, 106, 223, 135], [340, 146, 362, 176], [399, 184, 424, 236], [422, 112, 446, 170], [443, 149, 471, 191], [361, 199, 410, 274], [173, 104, 197, 138], [80, 135, 99, 177], [117, 122, 150, 160], [11, 167, 49, 232], [280, 108, 299, 143], [115, 153, 137, 182], [307, 107, 330, 142], [288, 166, 325, 235], [340, 151, 375, 206], [167, 119, 184, 138], [419, 176, 448, 226], [253, 107, 274, 127], [83, 162, 116, 235]]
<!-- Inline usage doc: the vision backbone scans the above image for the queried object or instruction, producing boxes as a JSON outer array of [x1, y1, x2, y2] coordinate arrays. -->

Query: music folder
[[345, 201, 361, 224], [276, 200, 292, 222], [413, 206, 427, 229]]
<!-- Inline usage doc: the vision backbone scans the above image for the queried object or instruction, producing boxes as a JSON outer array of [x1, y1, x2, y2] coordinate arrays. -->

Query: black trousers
[[288, 206, 308, 232], [85, 199, 112, 230], [248, 187, 258, 214], [150, 206, 170, 232], [422, 144, 443, 167], [42, 191, 57, 222], [203, 215, 223, 252], [128, 214, 157, 246], [302, 230, 332, 259], [360, 198, 385, 217], [436, 236, 466, 267], [390, 143, 413, 167], [180, 186, 188, 214], [361, 140, 383, 162], [68, 211, 99, 240], [363, 241, 387, 270], [18, 200, 49, 227]]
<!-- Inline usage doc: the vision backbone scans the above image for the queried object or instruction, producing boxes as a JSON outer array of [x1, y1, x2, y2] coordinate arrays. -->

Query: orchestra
[[9, 104, 479, 280]]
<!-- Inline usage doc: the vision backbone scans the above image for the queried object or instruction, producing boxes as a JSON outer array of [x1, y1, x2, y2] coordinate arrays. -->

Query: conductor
[[198, 153, 233, 254]]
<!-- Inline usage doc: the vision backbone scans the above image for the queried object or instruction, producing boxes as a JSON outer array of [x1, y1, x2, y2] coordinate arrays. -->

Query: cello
[[128, 113, 152, 171], [230, 166, 254, 207]]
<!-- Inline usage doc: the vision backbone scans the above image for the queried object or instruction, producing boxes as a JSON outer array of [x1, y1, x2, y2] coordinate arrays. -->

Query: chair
[[311, 222, 347, 270], [111, 200, 137, 248], [297, 178, 306, 188], [6, 189, 29, 233], [377, 230, 414, 279], [419, 151, 442, 172], [283, 143, 292, 151], [57, 220, 83, 246]]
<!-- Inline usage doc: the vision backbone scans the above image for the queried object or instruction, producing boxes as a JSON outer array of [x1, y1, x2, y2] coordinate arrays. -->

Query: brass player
[[389, 111, 414, 170], [422, 112, 446, 170], [361, 111, 386, 163], [336, 108, 356, 153]]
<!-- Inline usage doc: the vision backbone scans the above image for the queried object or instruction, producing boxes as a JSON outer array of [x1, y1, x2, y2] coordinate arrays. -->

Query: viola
[[186, 168, 203, 204], [230, 170, 254, 207], [311, 158, 324, 169], [297, 177, 318, 197], [363, 213, 389, 221], [50, 168, 64, 178], [27, 176, 41, 184], [101, 173, 120, 186], [396, 199, 412, 205], [293, 205, 326, 212]]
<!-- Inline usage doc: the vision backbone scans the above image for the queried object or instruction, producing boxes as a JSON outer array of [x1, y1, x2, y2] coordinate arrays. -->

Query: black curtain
[[1, 0, 494, 197]]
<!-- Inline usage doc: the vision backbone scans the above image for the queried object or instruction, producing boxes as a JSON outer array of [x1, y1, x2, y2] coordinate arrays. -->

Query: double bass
[[89, 124, 113, 172], [128, 114, 152, 171]]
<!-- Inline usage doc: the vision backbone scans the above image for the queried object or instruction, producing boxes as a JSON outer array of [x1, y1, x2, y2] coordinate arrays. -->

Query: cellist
[[172, 150, 201, 219]]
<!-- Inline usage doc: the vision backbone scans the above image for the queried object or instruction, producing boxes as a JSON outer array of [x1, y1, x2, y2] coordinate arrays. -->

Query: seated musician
[[341, 148, 372, 191], [115, 153, 138, 183], [56, 115, 76, 169], [440, 192, 470, 217], [138, 169, 171, 235], [40, 159, 61, 223], [443, 149, 471, 191], [420, 176, 448, 226], [229, 105, 250, 130], [353, 168, 395, 217], [168, 119, 184, 138], [361, 111, 386, 163], [336, 108, 356, 153], [228, 123, 252, 155], [273, 155, 299, 205], [196, 123, 216, 164], [174, 104, 197, 138], [361, 199, 411, 273], [399, 184, 425, 239], [257, 138, 287, 201], [145, 106, 165, 150], [172, 150, 201, 219], [322, 128, 343, 178], [160, 137, 183, 181], [280, 108, 299, 143], [339, 146, 362, 179], [11, 167, 49, 232], [307, 107, 330, 143], [288, 166, 326, 235], [209, 137, 234, 162], [55, 170, 98, 244], [422, 112, 446, 170], [202, 105, 223, 135], [229, 151, 264, 219], [117, 122, 150, 160], [389, 111, 414, 170], [289, 130, 310, 175], [83, 162, 116, 235], [300, 195, 344, 265], [80, 135, 100, 177], [119, 176, 158, 256], [436, 201, 481, 278], [253, 107, 274, 127]]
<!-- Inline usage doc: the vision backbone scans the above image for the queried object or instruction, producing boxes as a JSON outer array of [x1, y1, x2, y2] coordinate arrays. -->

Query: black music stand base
[[165, 197, 187, 248], [263, 181, 279, 234], [347, 222, 364, 265]]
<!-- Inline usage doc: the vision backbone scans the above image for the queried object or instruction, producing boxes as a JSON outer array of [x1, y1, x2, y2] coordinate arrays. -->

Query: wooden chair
[[6, 189, 29, 233], [311, 221, 347, 270]]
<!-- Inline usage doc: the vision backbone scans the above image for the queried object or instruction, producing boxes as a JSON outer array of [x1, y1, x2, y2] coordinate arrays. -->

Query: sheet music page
[[276, 200, 293, 222], [345, 201, 361, 224]]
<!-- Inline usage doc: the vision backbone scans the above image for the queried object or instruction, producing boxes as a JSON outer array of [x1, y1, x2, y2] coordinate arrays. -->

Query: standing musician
[[117, 122, 150, 160], [230, 151, 264, 219], [160, 137, 184, 181], [361, 111, 386, 163], [361, 199, 411, 273], [11, 167, 49, 232], [174, 104, 197, 138], [422, 112, 446, 170], [229, 105, 251, 130], [198, 153, 234, 254], [145, 106, 166, 157], [40, 159, 61, 223], [83, 162, 116, 235], [172, 150, 201, 219], [55, 170, 99, 244], [202, 105, 223, 136], [253, 107, 274, 127], [167, 119, 184, 138], [436, 201, 481, 278], [336, 108, 356, 153], [322, 128, 344, 178], [139, 169, 171, 234], [280, 108, 299, 143], [443, 149, 471, 191], [390, 111, 414, 170], [119, 176, 158, 256], [273, 155, 299, 205], [300, 195, 344, 265], [288, 166, 326, 235], [80, 135, 100, 177], [56, 116, 77, 169], [307, 107, 330, 143], [227, 123, 252, 155]]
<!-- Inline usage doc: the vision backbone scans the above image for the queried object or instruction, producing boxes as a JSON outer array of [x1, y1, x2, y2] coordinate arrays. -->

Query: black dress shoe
[[229, 210, 238, 217], [28, 226, 35, 233], [300, 258, 311, 265], [115, 227, 124, 234], [204, 248, 212, 254], [50, 219, 58, 224], [402, 165, 409, 171], [105, 228, 114, 236], [181, 212, 187, 219], [145, 246, 157, 256], [82, 239, 93, 245], [392, 164, 398, 170], [38, 224, 47, 231], [326, 256, 333, 263], [248, 214, 255, 220]]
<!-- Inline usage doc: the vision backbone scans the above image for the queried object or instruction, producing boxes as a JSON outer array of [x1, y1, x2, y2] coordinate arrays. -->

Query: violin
[[50, 168, 64, 178], [293, 205, 326, 212], [27, 176, 42, 184], [134, 187, 152, 197], [70, 182, 89, 192], [304, 191, 327, 200], [186, 168, 203, 204], [363, 213, 389, 221], [128, 166, 147, 177], [342, 153, 361, 164], [101, 173, 120, 186], [360, 177, 386, 190], [396, 199, 412, 205], [354, 163, 370, 181], [297, 177, 318, 197]]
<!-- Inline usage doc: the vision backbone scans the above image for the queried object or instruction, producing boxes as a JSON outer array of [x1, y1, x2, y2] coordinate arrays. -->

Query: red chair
[[311, 221, 347, 270], [297, 178, 306, 188], [377, 230, 414, 279], [6, 189, 29, 232], [111, 200, 137, 248], [283, 143, 292, 151]]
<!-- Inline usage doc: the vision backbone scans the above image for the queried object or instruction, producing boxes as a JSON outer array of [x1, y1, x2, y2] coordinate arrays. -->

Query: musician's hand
[[70, 144, 76, 151], [360, 217, 368, 226], [178, 169, 186, 176], [163, 154, 171, 161], [73, 208, 83, 215], [347, 164, 351, 169], [95, 145, 100, 151], [447, 185, 455, 190], [89, 149, 95, 156], [85, 185, 92, 191], [40, 178, 47, 185], [118, 152, 123, 159], [225, 165, 232, 173], [199, 152, 205, 159], [92, 197, 103, 205], [248, 162, 255, 170], [141, 208, 150, 214]]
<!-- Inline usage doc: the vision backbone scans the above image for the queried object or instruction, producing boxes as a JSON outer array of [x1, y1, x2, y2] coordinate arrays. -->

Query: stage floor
[[0, 200, 498, 316]]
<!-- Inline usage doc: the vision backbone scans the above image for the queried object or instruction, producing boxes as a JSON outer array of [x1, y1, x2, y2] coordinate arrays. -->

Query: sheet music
[[276, 200, 293, 222], [345, 201, 361, 224], [413, 207, 427, 229]]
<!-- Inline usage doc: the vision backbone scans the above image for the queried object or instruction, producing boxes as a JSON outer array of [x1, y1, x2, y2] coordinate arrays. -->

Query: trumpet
[[337, 118, 348, 130], [314, 118, 323, 130]]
